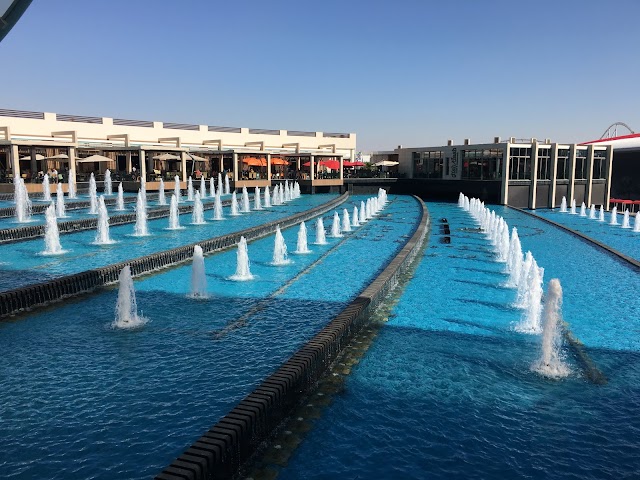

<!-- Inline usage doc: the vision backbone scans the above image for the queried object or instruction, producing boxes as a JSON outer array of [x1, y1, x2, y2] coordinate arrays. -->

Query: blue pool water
[[279, 202, 640, 479], [0, 194, 333, 292], [534, 208, 639, 262], [0, 195, 421, 479]]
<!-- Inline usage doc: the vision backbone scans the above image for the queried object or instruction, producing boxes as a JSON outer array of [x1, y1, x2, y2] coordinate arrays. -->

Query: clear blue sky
[[1, 0, 639, 151]]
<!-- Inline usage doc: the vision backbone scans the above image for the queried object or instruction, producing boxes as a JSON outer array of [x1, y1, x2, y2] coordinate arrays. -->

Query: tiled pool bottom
[[277, 202, 640, 479]]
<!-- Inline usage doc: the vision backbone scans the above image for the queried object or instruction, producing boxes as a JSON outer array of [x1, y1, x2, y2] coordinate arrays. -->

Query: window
[[413, 151, 443, 178], [537, 148, 551, 180], [593, 150, 606, 179], [461, 148, 503, 180], [556, 149, 570, 180], [575, 151, 588, 180], [509, 147, 532, 180]]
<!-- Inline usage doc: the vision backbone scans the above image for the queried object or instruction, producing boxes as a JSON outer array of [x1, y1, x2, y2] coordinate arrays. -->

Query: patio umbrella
[[373, 160, 399, 167], [343, 160, 365, 167], [302, 159, 340, 169], [186, 153, 208, 162], [76, 154, 113, 163], [270, 157, 289, 166], [243, 157, 266, 167], [45, 154, 70, 160], [20, 154, 45, 160], [152, 153, 182, 160]]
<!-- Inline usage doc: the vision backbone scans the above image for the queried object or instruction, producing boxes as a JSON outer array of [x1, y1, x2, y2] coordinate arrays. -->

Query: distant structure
[[0, 0, 32, 43], [600, 122, 634, 140]]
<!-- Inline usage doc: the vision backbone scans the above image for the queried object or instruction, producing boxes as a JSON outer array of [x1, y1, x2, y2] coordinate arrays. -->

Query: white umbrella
[[76, 154, 114, 163], [187, 153, 208, 162], [374, 160, 399, 167], [20, 154, 45, 160], [45, 154, 70, 160], [152, 153, 181, 160]]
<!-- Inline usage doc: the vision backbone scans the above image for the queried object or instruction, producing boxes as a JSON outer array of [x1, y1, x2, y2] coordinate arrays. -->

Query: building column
[[180, 152, 187, 183], [604, 145, 614, 211], [528, 140, 539, 209], [568, 144, 577, 203], [68, 146, 77, 191], [310, 156, 315, 181], [549, 143, 559, 208], [139, 150, 147, 181], [585, 144, 595, 207], [232, 153, 238, 182], [125, 151, 132, 173], [30, 146, 37, 177], [10, 144, 20, 180], [266, 154, 272, 181], [500, 144, 510, 205], [339, 156, 344, 180]]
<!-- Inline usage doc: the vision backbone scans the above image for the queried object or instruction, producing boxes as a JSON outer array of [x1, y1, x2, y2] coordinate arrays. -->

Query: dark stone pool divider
[[0, 195, 244, 243], [155, 196, 429, 480], [0, 193, 348, 318], [510, 207, 640, 271], [0, 192, 145, 219]]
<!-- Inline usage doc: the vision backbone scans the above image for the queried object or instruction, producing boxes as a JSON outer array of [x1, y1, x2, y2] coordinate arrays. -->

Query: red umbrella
[[344, 160, 364, 167], [302, 159, 340, 169]]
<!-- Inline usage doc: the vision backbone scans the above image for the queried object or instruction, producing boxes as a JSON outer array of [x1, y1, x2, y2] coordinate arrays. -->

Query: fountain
[[634, 212, 640, 232], [200, 176, 207, 199], [224, 175, 230, 195], [506, 227, 523, 288], [42, 174, 51, 202], [515, 252, 534, 309], [112, 182, 124, 211], [599, 205, 605, 222], [342, 208, 351, 232], [272, 225, 291, 265], [229, 236, 253, 280], [133, 190, 149, 236], [242, 186, 251, 213], [113, 266, 146, 329], [315, 217, 327, 244], [570, 198, 576, 215], [622, 210, 631, 228], [217, 173, 223, 195], [55, 183, 66, 218], [272, 185, 278, 206], [330, 211, 342, 237], [140, 181, 147, 209], [187, 177, 194, 201], [67, 170, 76, 198], [189, 245, 208, 298], [213, 191, 223, 220], [210, 177, 215, 198], [174, 175, 181, 203], [264, 186, 271, 208], [533, 278, 570, 378], [359, 201, 367, 223], [104, 169, 112, 195], [579, 202, 587, 217], [192, 191, 206, 224], [168, 194, 183, 229], [152, 179, 164, 206], [94, 195, 114, 244], [230, 191, 240, 216], [610, 206, 618, 225], [254, 186, 262, 210], [366, 198, 373, 219], [589, 204, 596, 219], [43, 203, 64, 255], [88, 173, 98, 214], [516, 255, 543, 334], [293, 182, 300, 198], [559, 196, 567, 213], [352, 206, 360, 227], [295, 221, 311, 254]]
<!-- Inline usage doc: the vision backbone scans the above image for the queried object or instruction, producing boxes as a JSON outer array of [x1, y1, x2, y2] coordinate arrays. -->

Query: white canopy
[[186, 153, 208, 162], [45, 153, 70, 160], [152, 153, 181, 161], [374, 160, 399, 167], [76, 154, 113, 163], [20, 154, 45, 160]]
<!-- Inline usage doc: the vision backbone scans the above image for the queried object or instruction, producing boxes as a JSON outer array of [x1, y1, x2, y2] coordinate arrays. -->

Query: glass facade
[[537, 147, 551, 180], [593, 150, 606, 179], [575, 150, 588, 180], [461, 148, 503, 180], [509, 147, 532, 180], [556, 149, 570, 180], [413, 151, 443, 178]]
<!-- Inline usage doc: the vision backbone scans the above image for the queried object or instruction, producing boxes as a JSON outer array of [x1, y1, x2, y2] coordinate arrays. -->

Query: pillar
[[339, 156, 344, 180], [139, 149, 147, 181], [604, 145, 614, 211], [125, 151, 132, 173], [310, 156, 315, 181], [30, 146, 37, 177], [232, 153, 238, 182], [180, 152, 187, 183], [568, 144, 577, 203], [10, 144, 20, 180], [500, 144, 510, 205], [68, 146, 77, 191], [548, 143, 559, 208], [267, 153, 272, 181], [585, 144, 595, 207], [528, 140, 539, 209]]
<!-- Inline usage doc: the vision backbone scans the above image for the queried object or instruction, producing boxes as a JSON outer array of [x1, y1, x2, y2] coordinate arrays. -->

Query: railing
[[0, 109, 44, 119], [208, 126, 242, 133], [248, 128, 280, 135], [287, 130, 316, 137], [57, 114, 103, 124], [323, 132, 351, 138], [163, 122, 200, 131], [113, 118, 154, 128]]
